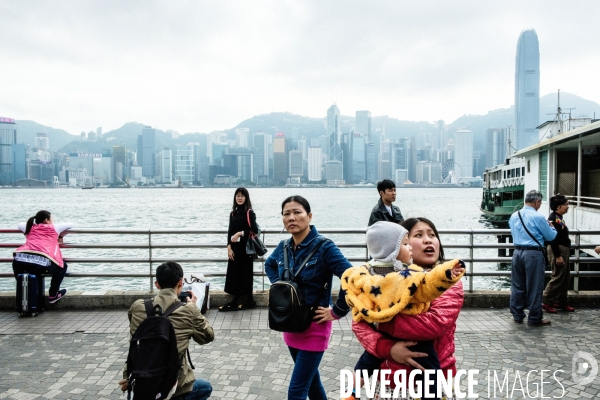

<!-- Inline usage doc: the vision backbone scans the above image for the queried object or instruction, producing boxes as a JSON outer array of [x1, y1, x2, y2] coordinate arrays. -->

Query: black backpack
[[126, 299, 194, 400], [268, 238, 328, 332]]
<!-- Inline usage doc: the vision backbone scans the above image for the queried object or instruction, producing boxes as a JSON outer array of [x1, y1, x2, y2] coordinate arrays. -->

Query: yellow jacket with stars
[[341, 259, 464, 323]]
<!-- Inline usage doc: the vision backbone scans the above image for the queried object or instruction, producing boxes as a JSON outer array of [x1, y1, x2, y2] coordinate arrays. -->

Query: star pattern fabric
[[340, 259, 464, 323]]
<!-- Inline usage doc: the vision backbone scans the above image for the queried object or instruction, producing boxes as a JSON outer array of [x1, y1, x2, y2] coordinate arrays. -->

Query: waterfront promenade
[[0, 307, 599, 399]]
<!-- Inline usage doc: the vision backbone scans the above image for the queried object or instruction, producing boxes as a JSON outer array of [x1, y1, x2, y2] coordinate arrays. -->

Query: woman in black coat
[[220, 187, 259, 311]]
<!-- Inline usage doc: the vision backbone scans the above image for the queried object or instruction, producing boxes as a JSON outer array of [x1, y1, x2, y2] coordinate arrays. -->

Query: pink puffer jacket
[[15, 224, 65, 268], [352, 281, 464, 377]]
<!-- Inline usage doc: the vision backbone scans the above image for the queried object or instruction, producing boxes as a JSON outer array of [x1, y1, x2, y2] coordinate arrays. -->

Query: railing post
[[149, 230, 153, 292], [261, 230, 266, 291], [469, 230, 474, 293], [574, 230, 580, 293]]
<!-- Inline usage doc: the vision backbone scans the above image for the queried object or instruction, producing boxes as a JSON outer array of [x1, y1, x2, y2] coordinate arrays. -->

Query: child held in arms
[[341, 221, 464, 399]]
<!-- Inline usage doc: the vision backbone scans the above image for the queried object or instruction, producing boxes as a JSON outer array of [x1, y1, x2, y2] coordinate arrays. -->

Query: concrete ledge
[[2, 290, 600, 311]]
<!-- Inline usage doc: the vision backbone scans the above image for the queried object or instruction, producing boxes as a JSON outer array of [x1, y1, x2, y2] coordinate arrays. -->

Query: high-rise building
[[327, 104, 343, 163], [224, 147, 254, 182], [235, 128, 249, 148], [351, 133, 365, 183], [307, 146, 323, 182], [138, 127, 156, 178], [485, 128, 507, 168], [11, 143, 27, 182], [454, 129, 474, 180], [157, 147, 172, 183], [35, 132, 49, 150], [273, 132, 288, 184], [112, 146, 127, 183], [173, 145, 194, 184], [0, 117, 17, 185], [365, 143, 377, 182], [514, 29, 540, 150], [391, 138, 411, 181], [289, 150, 303, 178], [253, 132, 269, 181], [355, 111, 372, 143]]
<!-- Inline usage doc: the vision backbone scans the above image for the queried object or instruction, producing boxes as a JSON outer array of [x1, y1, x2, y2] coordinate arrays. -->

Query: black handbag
[[268, 238, 328, 332], [245, 210, 267, 258], [517, 211, 551, 267]]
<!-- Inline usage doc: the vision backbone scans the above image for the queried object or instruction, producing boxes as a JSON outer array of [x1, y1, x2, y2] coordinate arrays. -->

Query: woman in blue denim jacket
[[265, 195, 352, 400]]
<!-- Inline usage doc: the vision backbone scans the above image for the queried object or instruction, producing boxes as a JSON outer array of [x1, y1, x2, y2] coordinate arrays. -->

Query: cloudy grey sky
[[1, 0, 599, 135]]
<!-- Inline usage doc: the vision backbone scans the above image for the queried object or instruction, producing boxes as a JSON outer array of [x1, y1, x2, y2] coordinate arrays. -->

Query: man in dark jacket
[[368, 179, 404, 226]]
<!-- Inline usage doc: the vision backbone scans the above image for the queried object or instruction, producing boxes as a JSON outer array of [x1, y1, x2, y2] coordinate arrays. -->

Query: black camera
[[178, 291, 192, 303]]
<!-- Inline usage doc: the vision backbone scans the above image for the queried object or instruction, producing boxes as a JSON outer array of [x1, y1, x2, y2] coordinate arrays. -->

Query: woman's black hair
[[281, 195, 311, 215], [549, 194, 568, 212], [401, 217, 445, 264], [232, 187, 252, 212], [25, 210, 51, 235]]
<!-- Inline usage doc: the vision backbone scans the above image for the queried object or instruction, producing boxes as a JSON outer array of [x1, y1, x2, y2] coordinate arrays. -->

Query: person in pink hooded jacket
[[13, 210, 73, 304], [349, 217, 464, 399]]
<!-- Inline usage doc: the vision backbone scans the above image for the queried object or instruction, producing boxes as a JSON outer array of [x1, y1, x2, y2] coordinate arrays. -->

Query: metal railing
[[1, 228, 599, 293]]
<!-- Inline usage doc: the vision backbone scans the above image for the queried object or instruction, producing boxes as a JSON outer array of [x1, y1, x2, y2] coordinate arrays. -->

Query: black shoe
[[48, 289, 67, 304], [528, 319, 551, 326], [239, 301, 257, 310], [219, 302, 239, 312]]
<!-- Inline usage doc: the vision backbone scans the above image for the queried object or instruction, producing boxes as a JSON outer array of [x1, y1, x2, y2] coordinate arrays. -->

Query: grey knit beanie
[[366, 221, 408, 262]]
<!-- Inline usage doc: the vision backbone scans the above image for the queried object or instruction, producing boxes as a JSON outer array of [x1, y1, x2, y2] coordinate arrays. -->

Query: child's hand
[[451, 264, 464, 279]]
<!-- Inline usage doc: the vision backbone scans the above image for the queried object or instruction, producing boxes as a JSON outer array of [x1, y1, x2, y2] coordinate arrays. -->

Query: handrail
[[1, 228, 599, 293]]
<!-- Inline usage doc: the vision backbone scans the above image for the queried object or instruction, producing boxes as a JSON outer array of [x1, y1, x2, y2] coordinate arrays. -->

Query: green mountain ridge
[[12, 92, 600, 154]]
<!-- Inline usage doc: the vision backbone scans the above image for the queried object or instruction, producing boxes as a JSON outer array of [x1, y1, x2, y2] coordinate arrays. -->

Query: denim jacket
[[265, 225, 352, 318]]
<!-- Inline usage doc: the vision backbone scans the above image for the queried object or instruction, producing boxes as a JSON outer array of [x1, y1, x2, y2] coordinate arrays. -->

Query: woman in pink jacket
[[13, 210, 72, 303], [351, 217, 463, 399]]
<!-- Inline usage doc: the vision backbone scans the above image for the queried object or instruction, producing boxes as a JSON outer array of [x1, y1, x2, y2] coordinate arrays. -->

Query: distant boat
[[81, 184, 95, 189]]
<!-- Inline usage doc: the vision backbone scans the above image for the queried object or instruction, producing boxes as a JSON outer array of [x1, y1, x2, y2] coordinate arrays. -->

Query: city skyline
[[1, 1, 600, 135]]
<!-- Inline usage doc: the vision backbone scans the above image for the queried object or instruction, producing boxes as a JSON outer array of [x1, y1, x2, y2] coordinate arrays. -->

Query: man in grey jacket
[[120, 262, 214, 399], [368, 179, 404, 226]]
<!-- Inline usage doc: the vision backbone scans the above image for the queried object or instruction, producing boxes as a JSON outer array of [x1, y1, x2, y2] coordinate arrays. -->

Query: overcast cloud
[[1, 0, 599, 135]]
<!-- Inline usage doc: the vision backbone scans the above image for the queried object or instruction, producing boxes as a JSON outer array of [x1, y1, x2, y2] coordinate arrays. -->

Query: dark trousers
[[13, 259, 67, 297], [355, 340, 440, 399], [510, 249, 546, 323], [543, 245, 571, 307], [287, 347, 326, 400]]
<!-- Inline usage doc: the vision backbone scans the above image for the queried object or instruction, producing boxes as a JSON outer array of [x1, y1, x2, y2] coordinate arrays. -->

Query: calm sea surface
[[0, 187, 509, 292]]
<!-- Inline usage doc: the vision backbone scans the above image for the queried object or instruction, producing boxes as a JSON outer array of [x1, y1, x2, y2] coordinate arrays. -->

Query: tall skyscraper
[[138, 127, 156, 178], [327, 104, 343, 162], [235, 128, 249, 148], [351, 133, 365, 183], [289, 150, 303, 178], [173, 145, 194, 184], [0, 117, 17, 184], [157, 147, 172, 183], [355, 111, 372, 143], [112, 146, 128, 182], [454, 129, 474, 179], [307, 146, 323, 182], [514, 29, 540, 150], [273, 132, 288, 184], [253, 132, 269, 181]]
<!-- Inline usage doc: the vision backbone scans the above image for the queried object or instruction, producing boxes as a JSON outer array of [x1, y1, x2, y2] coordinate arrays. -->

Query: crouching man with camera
[[119, 261, 214, 400]]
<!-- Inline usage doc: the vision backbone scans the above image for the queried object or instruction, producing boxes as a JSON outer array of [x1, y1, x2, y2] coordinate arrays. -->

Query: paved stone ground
[[0, 308, 598, 399]]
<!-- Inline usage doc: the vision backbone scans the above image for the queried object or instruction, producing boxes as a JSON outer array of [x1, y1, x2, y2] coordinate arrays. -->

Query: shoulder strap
[[294, 238, 329, 278], [517, 211, 543, 248], [143, 298, 184, 318], [246, 209, 252, 229]]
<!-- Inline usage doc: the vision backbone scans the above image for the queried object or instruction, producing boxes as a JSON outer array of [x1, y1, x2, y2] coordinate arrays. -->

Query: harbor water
[[0, 187, 508, 292]]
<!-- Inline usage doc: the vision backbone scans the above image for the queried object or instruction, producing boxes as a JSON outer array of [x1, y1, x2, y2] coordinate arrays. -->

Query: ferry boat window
[[503, 192, 513, 201], [513, 191, 524, 200], [503, 171, 506, 179], [522, 167, 525, 175], [527, 160, 530, 173], [516, 168, 520, 177]]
